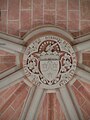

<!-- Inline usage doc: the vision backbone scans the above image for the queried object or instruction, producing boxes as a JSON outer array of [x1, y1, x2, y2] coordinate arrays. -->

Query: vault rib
[[0, 66, 21, 79], [34, 91, 46, 120], [0, 32, 24, 45], [0, 68, 25, 89], [0, 38, 26, 53], [67, 84, 84, 120], [19, 86, 36, 120], [73, 34, 90, 44], [23, 25, 74, 42], [75, 67, 90, 83], [0, 47, 18, 54], [56, 86, 80, 120], [25, 87, 44, 120], [73, 40, 90, 52], [78, 63, 90, 73]]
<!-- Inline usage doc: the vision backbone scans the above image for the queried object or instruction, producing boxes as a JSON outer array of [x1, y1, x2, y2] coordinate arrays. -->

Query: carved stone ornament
[[23, 35, 77, 89]]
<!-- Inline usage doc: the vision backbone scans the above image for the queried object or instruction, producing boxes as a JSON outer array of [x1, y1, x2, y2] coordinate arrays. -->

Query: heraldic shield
[[39, 59, 60, 81]]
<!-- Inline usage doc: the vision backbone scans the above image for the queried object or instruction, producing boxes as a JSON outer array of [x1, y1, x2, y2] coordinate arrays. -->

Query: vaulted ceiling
[[0, 0, 90, 120]]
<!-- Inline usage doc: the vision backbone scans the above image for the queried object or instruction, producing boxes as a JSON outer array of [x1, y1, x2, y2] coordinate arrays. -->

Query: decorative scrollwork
[[23, 36, 76, 89]]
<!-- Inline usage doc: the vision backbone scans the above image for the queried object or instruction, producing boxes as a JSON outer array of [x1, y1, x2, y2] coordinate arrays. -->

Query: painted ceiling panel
[[82, 52, 90, 67], [38, 93, 66, 120], [0, 50, 16, 74], [0, 81, 30, 120], [72, 80, 90, 120], [0, 0, 89, 37]]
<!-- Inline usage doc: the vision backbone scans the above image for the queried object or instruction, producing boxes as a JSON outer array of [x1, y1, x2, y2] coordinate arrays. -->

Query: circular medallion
[[23, 35, 77, 89]]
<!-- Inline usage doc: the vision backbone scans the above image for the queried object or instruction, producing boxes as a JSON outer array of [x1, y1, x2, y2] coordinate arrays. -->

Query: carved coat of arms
[[23, 36, 76, 89]]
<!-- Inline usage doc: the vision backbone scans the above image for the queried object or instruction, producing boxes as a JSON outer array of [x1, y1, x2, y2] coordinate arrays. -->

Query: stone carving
[[23, 36, 76, 89]]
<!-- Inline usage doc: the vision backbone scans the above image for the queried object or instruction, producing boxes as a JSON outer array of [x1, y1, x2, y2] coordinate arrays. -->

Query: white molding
[[75, 75, 90, 84], [78, 63, 90, 73], [83, 49, 90, 52], [15, 52, 21, 66], [56, 86, 80, 120], [78, 51, 82, 64], [25, 87, 44, 120], [23, 78, 33, 87], [0, 32, 24, 45], [23, 25, 74, 42], [73, 34, 90, 44], [0, 69, 25, 89], [0, 78, 23, 92], [0, 38, 26, 53], [67, 85, 84, 120], [56, 89, 70, 120], [45, 89, 56, 93], [75, 67, 90, 83], [34, 91, 46, 120], [0, 47, 16, 54], [0, 66, 21, 79], [19, 86, 36, 120], [69, 75, 77, 86], [73, 40, 90, 52]]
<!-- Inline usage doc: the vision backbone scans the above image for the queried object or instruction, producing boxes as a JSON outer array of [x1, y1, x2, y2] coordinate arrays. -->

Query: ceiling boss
[[23, 35, 77, 89]]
